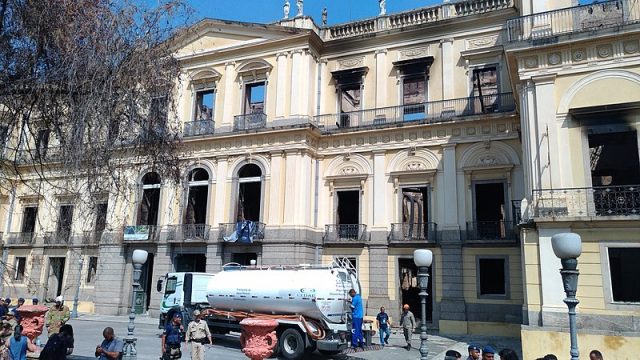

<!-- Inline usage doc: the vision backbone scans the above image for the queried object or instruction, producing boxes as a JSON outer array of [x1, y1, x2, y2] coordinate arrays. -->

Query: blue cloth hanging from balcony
[[223, 220, 256, 243]]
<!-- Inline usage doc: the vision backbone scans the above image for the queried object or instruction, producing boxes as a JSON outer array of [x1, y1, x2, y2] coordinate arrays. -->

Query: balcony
[[219, 221, 265, 244], [183, 120, 215, 137], [507, 0, 639, 43], [233, 113, 267, 131], [531, 185, 640, 218], [82, 230, 103, 246], [123, 225, 160, 243], [323, 224, 368, 245], [43, 231, 72, 246], [315, 93, 515, 133], [464, 221, 518, 244], [6, 232, 35, 246], [15, 146, 63, 164], [388, 223, 438, 245], [167, 224, 211, 243]]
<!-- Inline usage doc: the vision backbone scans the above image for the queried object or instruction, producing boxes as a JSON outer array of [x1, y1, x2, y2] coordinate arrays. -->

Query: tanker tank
[[206, 266, 358, 324]]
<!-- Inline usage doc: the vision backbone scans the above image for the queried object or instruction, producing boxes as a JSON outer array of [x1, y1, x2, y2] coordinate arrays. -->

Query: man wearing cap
[[45, 296, 71, 336], [399, 304, 415, 351], [467, 344, 481, 360], [482, 345, 496, 360], [162, 312, 183, 359], [12, 298, 25, 323], [32, 298, 39, 306], [186, 310, 211, 360]]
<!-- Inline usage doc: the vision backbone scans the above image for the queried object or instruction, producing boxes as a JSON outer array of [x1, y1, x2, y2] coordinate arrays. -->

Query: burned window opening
[[237, 164, 262, 222], [56, 205, 74, 241], [232, 252, 258, 266], [472, 66, 498, 112], [478, 257, 507, 296], [473, 182, 506, 239], [86, 256, 98, 284], [14, 257, 26, 282], [47, 257, 66, 298], [95, 203, 108, 232], [589, 131, 640, 186], [185, 168, 210, 226], [336, 190, 360, 238], [402, 187, 429, 239], [339, 84, 361, 128], [399, 258, 432, 322], [138, 172, 161, 226], [244, 82, 265, 115], [194, 88, 215, 121], [402, 76, 427, 121], [21, 206, 38, 234], [608, 247, 640, 303], [35, 129, 50, 156], [175, 254, 206, 272]]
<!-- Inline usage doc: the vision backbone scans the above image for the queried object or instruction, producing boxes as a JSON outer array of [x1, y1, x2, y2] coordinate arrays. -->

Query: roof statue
[[296, 0, 303, 17], [283, 0, 290, 19], [379, 0, 387, 16]]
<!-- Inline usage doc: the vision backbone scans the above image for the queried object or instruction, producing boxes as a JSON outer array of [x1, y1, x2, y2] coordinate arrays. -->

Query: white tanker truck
[[158, 262, 361, 360]]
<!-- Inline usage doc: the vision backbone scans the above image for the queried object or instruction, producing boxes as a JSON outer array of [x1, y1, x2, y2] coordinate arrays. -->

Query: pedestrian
[[162, 312, 183, 359], [39, 324, 74, 360], [11, 299, 24, 324], [466, 344, 481, 360], [399, 304, 415, 351], [348, 289, 364, 348], [375, 306, 391, 346], [30, 299, 38, 306], [445, 349, 462, 360], [185, 310, 212, 360], [45, 296, 70, 337], [482, 345, 496, 360], [95, 327, 123, 360], [5, 325, 37, 360], [0, 299, 6, 320], [589, 350, 603, 360], [498, 348, 519, 360], [543, 355, 558, 360]]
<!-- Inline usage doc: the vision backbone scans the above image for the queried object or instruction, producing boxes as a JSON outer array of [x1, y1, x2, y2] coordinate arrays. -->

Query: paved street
[[55, 314, 521, 360]]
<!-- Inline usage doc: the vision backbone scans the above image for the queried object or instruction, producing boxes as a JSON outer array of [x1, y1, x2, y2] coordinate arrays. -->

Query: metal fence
[[6, 232, 34, 245], [233, 113, 267, 131], [465, 221, 517, 242], [123, 225, 160, 243], [532, 185, 640, 217], [323, 224, 368, 243], [183, 120, 215, 137], [389, 223, 438, 243], [167, 224, 211, 242], [314, 93, 515, 133], [82, 231, 103, 246], [218, 222, 266, 242], [43, 231, 72, 246]]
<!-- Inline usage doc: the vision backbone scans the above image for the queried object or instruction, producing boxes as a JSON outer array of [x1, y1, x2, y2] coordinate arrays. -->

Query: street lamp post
[[413, 249, 433, 360], [71, 256, 84, 318], [123, 249, 148, 360], [551, 233, 582, 360]]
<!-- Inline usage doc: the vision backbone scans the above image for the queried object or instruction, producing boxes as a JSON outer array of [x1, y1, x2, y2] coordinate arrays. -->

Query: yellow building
[[506, 0, 640, 357]]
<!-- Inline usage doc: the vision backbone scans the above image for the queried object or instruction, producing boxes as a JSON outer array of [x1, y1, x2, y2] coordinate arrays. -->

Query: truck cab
[[157, 272, 216, 328]]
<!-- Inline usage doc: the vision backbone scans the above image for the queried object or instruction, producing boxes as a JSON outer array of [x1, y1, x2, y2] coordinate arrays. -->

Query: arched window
[[138, 172, 161, 225], [237, 164, 262, 222], [184, 168, 210, 225]]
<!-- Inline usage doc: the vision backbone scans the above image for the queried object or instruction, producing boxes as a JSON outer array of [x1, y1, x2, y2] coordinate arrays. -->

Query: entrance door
[[138, 253, 154, 313], [47, 258, 66, 299], [398, 258, 432, 322], [473, 182, 506, 239], [175, 254, 206, 272]]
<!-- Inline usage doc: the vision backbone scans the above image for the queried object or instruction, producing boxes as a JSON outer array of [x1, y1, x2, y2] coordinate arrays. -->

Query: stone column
[[375, 49, 388, 108], [222, 62, 236, 127], [283, 150, 300, 225], [532, 74, 559, 189], [275, 52, 289, 118], [440, 38, 455, 100], [440, 144, 459, 240], [290, 50, 303, 116], [213, 157, 228, 225], [267, 151, 284, 226]]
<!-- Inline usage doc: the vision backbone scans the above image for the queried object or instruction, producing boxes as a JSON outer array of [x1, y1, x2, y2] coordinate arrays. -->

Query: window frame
[[476, 255, 510, 299], [601, 242, 640, 309], [192, 82, 216, 122], [469, 63, 500, 96], [242, 81, 267, 115], [471, 179, 509, 222], [334, 188, 362, 226], [86, 256, 98, 285], [14, 257, 26, 282]]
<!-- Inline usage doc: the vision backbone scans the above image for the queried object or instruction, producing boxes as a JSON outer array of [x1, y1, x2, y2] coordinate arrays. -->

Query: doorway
[[232, 252, 257, 266], [398, 258, 432, 322], [473, 182, 506, 239], [175, 254, 206, 272], [237, 164, 262, 222], [46, 257, 66, 300], [139, 253, 155, 312], [336, 190, 360, 239]]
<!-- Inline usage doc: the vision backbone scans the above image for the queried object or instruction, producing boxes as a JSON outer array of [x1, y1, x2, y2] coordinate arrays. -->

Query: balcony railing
[[219, 222, 265, 243], [5, 232, 34, 246], [15, 146, 63, 164], [82, 230, 103, 246], [123, 225, 160, 243], [44, 231, 72, 246], [323, 224, 368, 243], [315, 93, 515, 133], [531, 185, 640, 218], [465, 221, 517, 243], [183, 120, 215, 137], [389, 223, 438, 243], [507, 0, 639, 42], [233, 113, 267, 131], [167, 224, 211, 243]]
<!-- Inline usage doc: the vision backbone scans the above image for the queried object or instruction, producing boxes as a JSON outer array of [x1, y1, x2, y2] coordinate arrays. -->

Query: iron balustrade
[[465, 221, 517, 242], [218, 222, 266, 241], [123, 225, 160, 243], [183, 120, 215, 137], [82, 230, 103, 246], [532, 185, 640, 218], [323, 224, 368, 243], [167, 224, 211, 242], [15, 146, 62, 164], [233, 113, 267, 131], [512, 200, 522, 225], [506, 0, 637, 42], [6, 232, 34, 245], [314, 93, 515, 133], [389, 223, 438, 243], [44, 231, 72, 246]]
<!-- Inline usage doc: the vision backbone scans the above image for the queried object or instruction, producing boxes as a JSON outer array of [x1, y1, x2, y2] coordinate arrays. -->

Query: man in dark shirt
[[39, 324, 74, 359], [375, 306, 391, 346], [161, 313, 183, 359]]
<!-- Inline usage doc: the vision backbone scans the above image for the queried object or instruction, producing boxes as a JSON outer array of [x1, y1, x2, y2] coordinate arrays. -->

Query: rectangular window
[[473, 182, 507, 239], [86, 257, 98, 284], [0, 125, 8, 151], [56, 205, 74, 241], [14, 257, 26, 282], [339, 85, 361, 128], [35, 129, 50, 155], [402, 76, 426, 121], [95, 203, 108, 232], [478, 257, 507, 296], [589, 131, 640, 186], [244, 82, 265, 115], [608, 248, 640, 302], [336, 190, 360, 239], [21, 206, 38, 234], [401, 187, 430, 239], [194, 88, 215, 121], [472, 66, 498, 112]]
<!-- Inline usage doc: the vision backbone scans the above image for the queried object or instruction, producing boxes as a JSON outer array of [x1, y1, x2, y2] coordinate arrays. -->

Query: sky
[[184, 0, 443, 26]]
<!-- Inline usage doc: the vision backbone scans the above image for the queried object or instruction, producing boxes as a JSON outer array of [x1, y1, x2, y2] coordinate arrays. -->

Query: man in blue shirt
[[95, 327, 124, 360], [375, 306, 391, 346], [162, 313, 183, 359], [348, 288, 364, 348]]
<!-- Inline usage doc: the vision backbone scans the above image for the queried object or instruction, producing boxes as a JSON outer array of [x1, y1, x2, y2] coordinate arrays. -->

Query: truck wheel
[[279, 328, 305, 360]]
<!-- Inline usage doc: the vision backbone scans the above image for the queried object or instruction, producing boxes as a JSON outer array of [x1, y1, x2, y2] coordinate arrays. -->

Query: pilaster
[[222, 62, 236, 126], [275, 52, 289, 118], [440, 38, 455, 99], [213, 157, 228, 225], [375, 49, 388, 108]]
